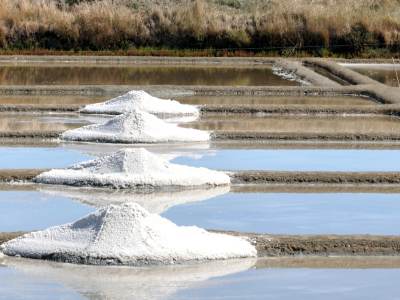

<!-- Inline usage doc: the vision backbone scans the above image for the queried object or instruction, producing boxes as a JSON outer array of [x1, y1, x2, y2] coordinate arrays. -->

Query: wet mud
[[229, 171, 400, 185], [0, 169, 51, 182], [0, 104, 81, 112], [0, 131, 62, 138]]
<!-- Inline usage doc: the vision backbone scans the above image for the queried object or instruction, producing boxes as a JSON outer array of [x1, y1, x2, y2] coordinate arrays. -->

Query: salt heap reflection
[[1, 255, 256, 300], [36, 184, 230, 214]]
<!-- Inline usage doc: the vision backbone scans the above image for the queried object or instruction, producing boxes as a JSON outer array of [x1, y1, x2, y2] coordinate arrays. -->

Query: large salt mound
[[80, 90, 198, 116], [60, 109, 209, 143], [36, 185, 230, 214], [1, 203, 256, 265], [33, 148, 230, 188]]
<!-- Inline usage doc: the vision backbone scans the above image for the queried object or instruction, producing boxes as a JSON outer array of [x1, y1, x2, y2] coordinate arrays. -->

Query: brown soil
[[0, 169, 51, 182], [212, 131, 400, 141], [213, 230, 400, 257], [0, 104, 81, 113], [201, 104, 400, 115], [229, 171, 400, 184], [0, 232, 34, 245], [0, 131, 62, 138]]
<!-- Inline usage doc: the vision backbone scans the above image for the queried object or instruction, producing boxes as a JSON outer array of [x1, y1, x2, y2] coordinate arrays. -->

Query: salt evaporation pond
[[2, 147, 400, 172], [1, 255, 400, 299], [0, 66, 297, 86], [0, 114, 111, 131], [341, 63, 400, 87], [2, 188, 400, 235], [0, 94, 378, 106], [180, 115, 400, 133]]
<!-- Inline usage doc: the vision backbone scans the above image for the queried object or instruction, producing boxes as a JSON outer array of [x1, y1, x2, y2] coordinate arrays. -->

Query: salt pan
[[80, 90, 198, 116], [60, 109, 209, 143], [33, 148, 230, 189], [0, 203, 256, 265]]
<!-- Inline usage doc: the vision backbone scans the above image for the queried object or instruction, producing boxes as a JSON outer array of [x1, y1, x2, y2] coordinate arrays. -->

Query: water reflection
[[180, 115, 400, 133], [0, 95, 111, 105], [343, 64, 400, 87], [1, 256, 255, 300], [0, 66, 297, 86], [36, 185, 230, 214]]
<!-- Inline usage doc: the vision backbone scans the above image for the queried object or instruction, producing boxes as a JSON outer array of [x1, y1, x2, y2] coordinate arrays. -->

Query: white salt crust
[[80, 90, 199, 116], [36, 185, 230, 214], [2, 256, 256, 299], [0, 203, 256, 265], [33, 148, 230, 189], [60, 109, 210, 143]]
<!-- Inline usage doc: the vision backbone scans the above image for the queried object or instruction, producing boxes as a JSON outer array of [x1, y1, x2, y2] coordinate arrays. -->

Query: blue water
[[2, 190, 400, 235], [0, 191, 95, 232], [171, 149, 400, 171], [0, 148, 94, 169], [161, 193, 400, 235]]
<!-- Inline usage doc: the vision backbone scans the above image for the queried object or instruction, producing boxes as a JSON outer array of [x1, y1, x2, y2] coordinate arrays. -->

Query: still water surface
[[0, 66, 297, 86], [342, 63, 400, 87]]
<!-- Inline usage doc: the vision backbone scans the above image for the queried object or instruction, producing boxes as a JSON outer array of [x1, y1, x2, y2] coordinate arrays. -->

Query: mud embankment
[[302, 58, 384, 86], [0, 131, 62, 138], [229, 171, 400, 184], [0, 104, 81, 113], [274, 59, 340, 86], [0, 169, 51, 182], [2, 230, 400, 257]]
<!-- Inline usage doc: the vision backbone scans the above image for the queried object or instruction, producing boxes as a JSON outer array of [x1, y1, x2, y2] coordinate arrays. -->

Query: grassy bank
[[0, 0, 400, 58]]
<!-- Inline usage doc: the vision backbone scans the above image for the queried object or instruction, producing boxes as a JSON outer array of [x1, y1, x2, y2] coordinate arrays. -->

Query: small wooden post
[[393, 57, 400, 88]]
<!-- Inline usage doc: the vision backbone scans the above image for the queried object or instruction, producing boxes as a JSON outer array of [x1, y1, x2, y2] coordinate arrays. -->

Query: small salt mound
[[80, 90, 198, 116], [60, 109, 209, 143], [33, 148, 230, 188], [1, 203, 256, 265]]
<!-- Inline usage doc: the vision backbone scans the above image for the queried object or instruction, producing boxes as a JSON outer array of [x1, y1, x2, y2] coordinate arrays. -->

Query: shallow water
[[0, 94, 378, 106], [1, 256, 400, 300], [180, 114, 400, 133], [2, 146, 400, 172], [0, 257, 400, 299], [1, 188, 400, 235], [0, 66, 297, 86], [0, 114, 110, 131], [342, 63, 400, 87]]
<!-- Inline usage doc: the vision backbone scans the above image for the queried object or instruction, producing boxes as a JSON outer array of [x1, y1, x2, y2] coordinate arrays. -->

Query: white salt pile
[[36, 184, 230, 214], [80, 90, 198, 116], [0, 203, 256, 265], [33, 148, 230, 189], [60, 109, 209, 143]]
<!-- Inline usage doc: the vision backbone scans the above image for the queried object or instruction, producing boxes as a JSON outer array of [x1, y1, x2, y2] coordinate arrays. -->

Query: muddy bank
[[2, 230, 400, 257], [274, 59, 340, 86], [0, 104, 81, 113], [230, 184, 400, 194], [0, 131, 62, 138], [214, 231, 400, 257], [302, 58, 384, 86], [201, 104, 400, 115], [229, 171, 400, 185], [212, 131, 400, 142], [0, 169, 51, 182]]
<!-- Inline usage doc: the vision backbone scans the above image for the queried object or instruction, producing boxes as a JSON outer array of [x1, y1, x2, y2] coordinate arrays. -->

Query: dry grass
[[0, 0, 399, 56]]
